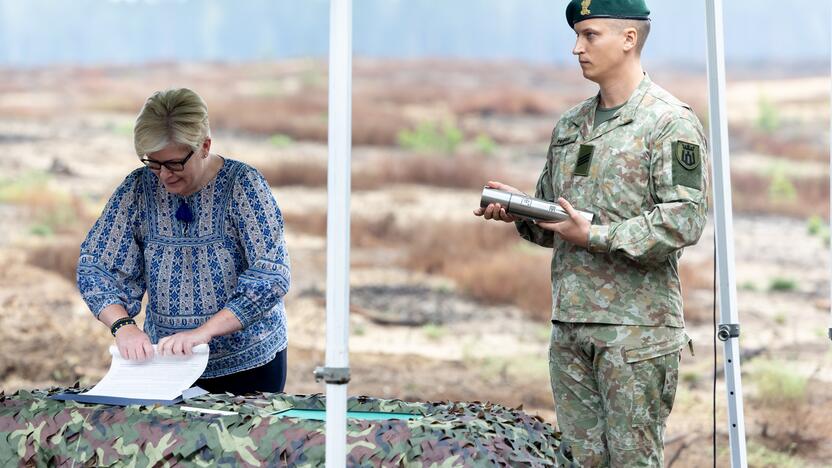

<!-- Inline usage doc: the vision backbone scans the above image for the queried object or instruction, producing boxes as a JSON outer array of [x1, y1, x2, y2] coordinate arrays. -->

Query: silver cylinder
[[480, 187, 594, 223]]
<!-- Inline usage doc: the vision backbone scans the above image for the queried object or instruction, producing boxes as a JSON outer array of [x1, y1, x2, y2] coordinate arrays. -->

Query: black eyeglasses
[[141, 150, 195, 172]]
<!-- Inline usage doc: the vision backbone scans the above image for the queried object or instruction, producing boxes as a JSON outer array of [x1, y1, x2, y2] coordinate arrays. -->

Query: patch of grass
[[756, 95, 780, 133], [474, 133, 497, 156], [740, 281, 758, 292], [422, 323, 447, 341], [751, 360, 807, 406], [397, 121, 463, 154], [747, 441, 804, 468], [806, 215, 825, 236], [0, 171, 50, 202], [0, 171, 92, 235], [768, 277, 797, 292], [269, 133, 294, 148], [768, 165, 797, 203], [29, 223, 54, 237], [732, 170, 829, 219], [681, 370, 701, 387]]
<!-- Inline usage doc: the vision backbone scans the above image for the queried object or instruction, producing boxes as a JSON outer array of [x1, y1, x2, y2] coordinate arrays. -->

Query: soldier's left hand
[[537, 197, 590, 248]]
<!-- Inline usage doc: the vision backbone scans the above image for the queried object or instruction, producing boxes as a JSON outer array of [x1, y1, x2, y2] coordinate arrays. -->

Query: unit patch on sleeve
[[671, 140, 702, 189]]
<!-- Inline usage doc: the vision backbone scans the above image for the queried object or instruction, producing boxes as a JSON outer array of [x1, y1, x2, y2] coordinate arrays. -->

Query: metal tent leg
[[704, 0, 748, 466]]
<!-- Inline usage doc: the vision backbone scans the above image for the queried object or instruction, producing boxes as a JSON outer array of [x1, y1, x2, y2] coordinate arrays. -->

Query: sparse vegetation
[[397, 121, 464, 154], [756, 95, 780, 133], [768, 165, 797, 203], [474, 134, 497, 156], [740, 281, 758, 292], [269, 133, 294, 148], [752, 360, 807, 405], [422, 323, 447, 341], [768, 277, 797, 292]]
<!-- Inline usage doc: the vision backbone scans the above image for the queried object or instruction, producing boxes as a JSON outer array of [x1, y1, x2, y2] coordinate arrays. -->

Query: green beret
[[565, 0, 650, 29]]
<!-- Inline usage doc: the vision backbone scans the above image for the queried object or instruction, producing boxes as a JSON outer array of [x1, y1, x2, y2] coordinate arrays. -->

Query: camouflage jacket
[[517, 75, 709, 327]]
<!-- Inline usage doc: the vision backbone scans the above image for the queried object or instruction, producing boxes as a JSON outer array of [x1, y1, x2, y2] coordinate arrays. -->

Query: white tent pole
[[704, 0, 748, 466], [828, 2, 832, 343], [315, 0, 352, 466]]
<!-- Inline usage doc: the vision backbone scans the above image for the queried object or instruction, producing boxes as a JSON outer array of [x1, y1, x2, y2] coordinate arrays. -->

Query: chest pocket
[[596, 145, 651, 223]]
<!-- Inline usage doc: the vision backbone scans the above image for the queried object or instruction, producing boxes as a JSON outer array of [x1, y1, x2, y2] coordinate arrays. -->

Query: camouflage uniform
[[517, 75, 708, 466]]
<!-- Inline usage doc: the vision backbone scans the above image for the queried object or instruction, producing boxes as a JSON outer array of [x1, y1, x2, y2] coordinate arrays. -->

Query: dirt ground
[[1, 61, 831, 467]]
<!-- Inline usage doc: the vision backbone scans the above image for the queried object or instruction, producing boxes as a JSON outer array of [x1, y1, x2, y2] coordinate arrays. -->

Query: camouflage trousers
[[549, 321, 689, 467]]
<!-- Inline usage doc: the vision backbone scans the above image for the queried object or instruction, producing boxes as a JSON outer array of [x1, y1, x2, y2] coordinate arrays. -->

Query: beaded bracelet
[[110, 317, 137, 336]]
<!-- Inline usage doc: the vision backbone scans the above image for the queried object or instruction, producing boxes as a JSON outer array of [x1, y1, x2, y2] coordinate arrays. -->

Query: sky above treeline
[[1, 0, 829, 68]]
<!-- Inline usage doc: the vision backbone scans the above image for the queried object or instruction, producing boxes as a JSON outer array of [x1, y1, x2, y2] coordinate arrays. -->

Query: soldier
[[474, 0, 708, 465]]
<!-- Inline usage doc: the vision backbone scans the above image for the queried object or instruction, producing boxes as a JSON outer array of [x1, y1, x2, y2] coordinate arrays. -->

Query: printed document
[[83, 344, 209, 401]]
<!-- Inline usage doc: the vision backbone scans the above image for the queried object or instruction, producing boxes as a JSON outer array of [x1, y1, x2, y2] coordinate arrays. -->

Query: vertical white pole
[[828, 3, 832, 343], [704, 0, 748, 466], [325, 0, 351, 466]]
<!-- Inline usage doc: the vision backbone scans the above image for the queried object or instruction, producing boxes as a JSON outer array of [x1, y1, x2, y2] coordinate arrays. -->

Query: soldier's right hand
[[473, 180, 520, 223], [115, 325, 155, 361]]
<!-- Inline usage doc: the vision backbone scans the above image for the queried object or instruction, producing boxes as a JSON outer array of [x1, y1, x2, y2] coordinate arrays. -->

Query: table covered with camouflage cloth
[[0, 387, 574, 467]]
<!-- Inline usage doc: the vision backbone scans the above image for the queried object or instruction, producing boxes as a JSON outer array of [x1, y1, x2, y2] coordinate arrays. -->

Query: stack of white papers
[[80, 343, 210, 402]]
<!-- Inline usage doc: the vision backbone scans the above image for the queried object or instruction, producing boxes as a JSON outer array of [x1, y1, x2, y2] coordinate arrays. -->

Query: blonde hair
[[133, 88, 211, 157]]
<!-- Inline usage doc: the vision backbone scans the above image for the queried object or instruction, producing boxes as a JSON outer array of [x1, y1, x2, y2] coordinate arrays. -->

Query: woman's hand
[[158, 328, 213, 356], [115, 325, 155, 361]]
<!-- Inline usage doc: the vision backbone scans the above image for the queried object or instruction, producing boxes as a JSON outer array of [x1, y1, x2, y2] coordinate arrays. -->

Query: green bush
[[474, 134, 497, 156], [739, 281, 758, 292], [747, 441, 804, 468], [422, 323, 447, 341], [751, 360, 807, 406], [767, 167, 796, 203], [806, 215, 824, 236], [756, 95, 780, 133], [269, 134, 294, 148], [768, 277, 796, 292], [398, 121, 463, 154]]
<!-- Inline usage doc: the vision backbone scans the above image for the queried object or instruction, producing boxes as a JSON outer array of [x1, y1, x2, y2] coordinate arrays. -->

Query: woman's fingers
[[143, 340, 153, 359]]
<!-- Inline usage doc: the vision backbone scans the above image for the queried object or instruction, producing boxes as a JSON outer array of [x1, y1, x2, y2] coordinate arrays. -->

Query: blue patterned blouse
[[77, 159, 290, 378]]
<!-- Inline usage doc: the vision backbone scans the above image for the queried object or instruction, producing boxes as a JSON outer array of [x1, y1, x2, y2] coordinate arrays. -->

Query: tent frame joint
[[314, 366, 351, 384], [717, 323, 740, 341]]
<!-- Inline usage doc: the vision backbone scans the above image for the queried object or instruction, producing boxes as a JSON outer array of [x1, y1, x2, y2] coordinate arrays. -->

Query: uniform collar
[[569, 74, 652, 140]]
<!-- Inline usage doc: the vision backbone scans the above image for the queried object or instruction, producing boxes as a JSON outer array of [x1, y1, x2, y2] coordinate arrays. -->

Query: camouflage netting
[[0, 387, 574, 467]]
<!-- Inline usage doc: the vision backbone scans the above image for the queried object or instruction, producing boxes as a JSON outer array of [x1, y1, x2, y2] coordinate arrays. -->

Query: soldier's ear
[[622, 27, 638, 52]]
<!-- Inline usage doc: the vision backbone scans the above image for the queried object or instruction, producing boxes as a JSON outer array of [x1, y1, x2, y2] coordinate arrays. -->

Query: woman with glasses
[[77, 88, 290, 395]]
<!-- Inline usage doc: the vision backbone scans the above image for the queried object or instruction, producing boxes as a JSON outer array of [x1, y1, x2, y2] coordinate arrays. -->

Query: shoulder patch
[[671, 140, 702, 189]]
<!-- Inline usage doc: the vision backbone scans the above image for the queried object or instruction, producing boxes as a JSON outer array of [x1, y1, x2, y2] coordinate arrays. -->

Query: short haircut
[[133, 88, 211, 157], [613, 19, 651, 54]]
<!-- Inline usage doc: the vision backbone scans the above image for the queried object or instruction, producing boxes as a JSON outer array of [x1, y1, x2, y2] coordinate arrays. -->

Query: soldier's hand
[[473, 180, 520, 223], [538, 197, 590, 248]]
